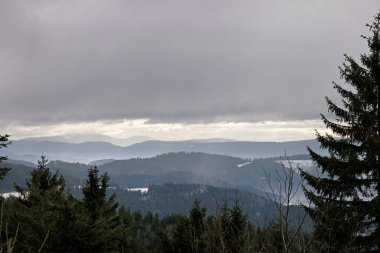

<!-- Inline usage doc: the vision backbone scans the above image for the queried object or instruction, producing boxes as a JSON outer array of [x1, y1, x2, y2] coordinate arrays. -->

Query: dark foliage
[[0, 134, 11, 180], [301, 12, 380, 252]]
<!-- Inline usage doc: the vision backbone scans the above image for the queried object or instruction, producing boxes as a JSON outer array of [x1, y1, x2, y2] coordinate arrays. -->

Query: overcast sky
[[0, 0, 378, 141]]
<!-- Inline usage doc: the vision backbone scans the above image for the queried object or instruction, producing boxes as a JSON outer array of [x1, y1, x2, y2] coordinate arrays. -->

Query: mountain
[[6, 158, 36, 167], [97, 152, 312, 199], [3, 140, 127, 163], [186, 138, 237, 143], [123, 139, 323, 158], [20, 134, 154, 146], [88, 159, 116, 166], [0, 161, 33, 193], [4, 138, 323, 164]]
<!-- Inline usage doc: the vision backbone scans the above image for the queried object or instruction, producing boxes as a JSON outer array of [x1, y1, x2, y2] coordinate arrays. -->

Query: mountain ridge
[[3, 138, 323, 164]]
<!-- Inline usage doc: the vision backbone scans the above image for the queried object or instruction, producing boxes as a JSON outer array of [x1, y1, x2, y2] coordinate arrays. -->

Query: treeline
[[0, 155, 317, 253], [69, 183, 304, 227]]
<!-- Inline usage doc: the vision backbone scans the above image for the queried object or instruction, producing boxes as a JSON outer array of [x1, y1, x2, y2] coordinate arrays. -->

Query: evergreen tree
[[301, 12, 380, 252], [217, 195, 248, 253], [0, 134, 11, 180], [14, 155, 69, 252], [219, 196, 231, 252], [188, 198, 206, 253], [82, 166, 114, 220], [79, 166, 121, 252], [172, 215, 192, 253], [227, 199, 248, 253], [172, 199, 207, 253], [0, 134, 15, 253]]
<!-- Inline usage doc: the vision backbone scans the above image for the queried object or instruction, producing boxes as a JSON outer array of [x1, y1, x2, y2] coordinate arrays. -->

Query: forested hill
[[1, 152, 312, 200], [1, 153, 311, 228], [0, 157, 309, 228]]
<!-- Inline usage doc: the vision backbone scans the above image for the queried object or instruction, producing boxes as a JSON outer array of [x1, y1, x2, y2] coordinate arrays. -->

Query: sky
[[0, 0, 378, 141]]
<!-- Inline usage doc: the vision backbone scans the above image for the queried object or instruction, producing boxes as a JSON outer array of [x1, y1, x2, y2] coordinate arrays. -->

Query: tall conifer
[[0, 134, 11, 180], [301, 12, 380, 252]]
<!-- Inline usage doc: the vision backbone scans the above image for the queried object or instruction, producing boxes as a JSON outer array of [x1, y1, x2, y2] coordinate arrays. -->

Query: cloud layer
[[0, 0, 377, 126]]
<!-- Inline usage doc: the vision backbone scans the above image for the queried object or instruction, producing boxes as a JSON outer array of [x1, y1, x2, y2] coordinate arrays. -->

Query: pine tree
[[301, 12, 380, 252], [0, 134, 11, 180]]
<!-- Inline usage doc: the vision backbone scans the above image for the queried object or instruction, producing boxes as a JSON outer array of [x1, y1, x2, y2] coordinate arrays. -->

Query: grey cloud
[[0, 0, 377, 125]]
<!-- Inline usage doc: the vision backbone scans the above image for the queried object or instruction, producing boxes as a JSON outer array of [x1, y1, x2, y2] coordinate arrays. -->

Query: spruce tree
[[0, 134, 11, 180], [188, 198, 206, 253], [79, 166, 120, 252], [172, 215, 192, 253], [82, 166, 113, 220], [228, 199, 247, 253], [14, 155, 68, 252], [301, 12, 380, 252]]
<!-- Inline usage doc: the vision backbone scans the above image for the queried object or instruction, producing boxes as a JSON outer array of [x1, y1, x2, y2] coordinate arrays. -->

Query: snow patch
[[237, 162, 252, 168], [127, 187, 148, 193]]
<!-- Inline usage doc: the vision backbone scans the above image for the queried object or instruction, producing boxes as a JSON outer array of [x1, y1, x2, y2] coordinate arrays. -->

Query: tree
[[301, 12, 380, 252], [14, 155, 68, 252], [188, 198, 206, 253], [226, 198, 248, 253], [172, 199, 206, 253], [78, 166, 120, 252], [82, 166, 113, 219], [0, 134, 11, 180]]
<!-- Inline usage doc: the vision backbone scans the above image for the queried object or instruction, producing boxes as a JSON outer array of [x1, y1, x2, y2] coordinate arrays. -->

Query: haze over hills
[[3, 140, 126, 163], [1, 134, 319, 204], [124, 139, 323, 159], [1, 152, 313, 200], [1, 146, 314, 228], [3, 136, 324, 164], [20, 134, 154, 146]]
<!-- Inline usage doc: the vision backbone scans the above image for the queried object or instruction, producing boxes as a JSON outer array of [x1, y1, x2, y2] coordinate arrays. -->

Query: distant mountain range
[[124, 139, 323, 160], [4, 137, 324, 163], [20, 134, 154, 146], [1, 136, 318, 227]]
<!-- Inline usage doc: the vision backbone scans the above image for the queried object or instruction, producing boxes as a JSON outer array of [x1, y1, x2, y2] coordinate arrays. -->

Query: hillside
[[1, 152, 312, 201], [69, 183, 310, 228]]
